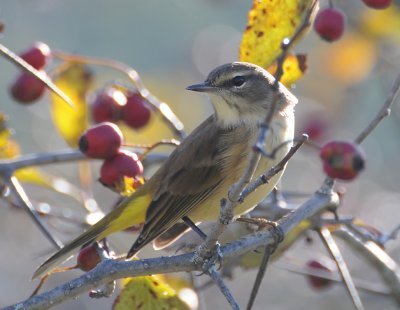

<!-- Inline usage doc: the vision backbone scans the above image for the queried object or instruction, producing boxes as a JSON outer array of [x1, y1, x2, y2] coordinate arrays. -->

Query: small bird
[[33, 62, 297, 279]]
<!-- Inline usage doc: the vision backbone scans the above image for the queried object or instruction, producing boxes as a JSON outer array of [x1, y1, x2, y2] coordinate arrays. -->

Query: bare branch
[[0, 44, 74, 108], [246, 244, 272, 310], [4, 182, 339, 309], [4, 175, 62, 249], [51, 51, 186, 140], [354, 73, 400, 145], [0, 149, 85, 171], [208, 267, 240, 310], [319, 227, 364, 310]]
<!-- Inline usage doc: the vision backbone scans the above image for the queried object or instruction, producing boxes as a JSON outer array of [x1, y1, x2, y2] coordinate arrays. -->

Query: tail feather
[[153, 222, 190, 250], [33, 192, 151, 280], [32, 222, 107, 279]]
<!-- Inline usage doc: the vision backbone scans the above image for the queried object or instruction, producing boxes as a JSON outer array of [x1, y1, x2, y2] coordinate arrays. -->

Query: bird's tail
[[32, 192, 151, 280]]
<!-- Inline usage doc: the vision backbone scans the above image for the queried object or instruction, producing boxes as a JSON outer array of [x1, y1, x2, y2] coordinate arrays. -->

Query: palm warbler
[[33, 62, 297, 279]]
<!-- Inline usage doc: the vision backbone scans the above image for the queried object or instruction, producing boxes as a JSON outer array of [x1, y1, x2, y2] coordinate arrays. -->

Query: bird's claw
[[237, 217, 284, 253], [193, 242, 223, 275]]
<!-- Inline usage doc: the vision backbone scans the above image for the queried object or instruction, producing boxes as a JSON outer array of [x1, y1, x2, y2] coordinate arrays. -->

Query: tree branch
[[3, 181, 339, 309]]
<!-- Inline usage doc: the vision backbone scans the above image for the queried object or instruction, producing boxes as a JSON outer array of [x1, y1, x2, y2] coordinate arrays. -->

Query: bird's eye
[[232, 76, 246, 87]]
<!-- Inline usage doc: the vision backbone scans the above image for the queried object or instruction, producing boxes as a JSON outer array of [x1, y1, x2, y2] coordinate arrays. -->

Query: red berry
[[76, 244, 101, 272], [19, 42, 51, 70], [91, 88, 125, 123], [10, 73, 46, 104], [314, 8, 346, 42], [99, 150, 143, 187], [306, 259, 334, 290], [121, 92, 151, 129], [301, 116, 330, 141], [361, 0, 391, 9], [320, 141, 365, 181], [79, 122, 123, 159]]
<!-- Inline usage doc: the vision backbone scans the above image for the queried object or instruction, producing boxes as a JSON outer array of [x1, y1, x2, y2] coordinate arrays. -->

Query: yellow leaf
[[267, 54, 307, 87], [118, 176, 145, 197], [50, 63, 92, 147], [0, 139, 20, 158], [114, 275, 189, 310], [239, 0, 316, 68]]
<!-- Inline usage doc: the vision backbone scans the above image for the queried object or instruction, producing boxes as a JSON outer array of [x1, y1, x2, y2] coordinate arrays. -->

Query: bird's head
[[187, 62, 297, 127]]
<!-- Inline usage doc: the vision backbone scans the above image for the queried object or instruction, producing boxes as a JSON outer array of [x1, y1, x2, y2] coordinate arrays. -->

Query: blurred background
[[0, 0, 400, 309]]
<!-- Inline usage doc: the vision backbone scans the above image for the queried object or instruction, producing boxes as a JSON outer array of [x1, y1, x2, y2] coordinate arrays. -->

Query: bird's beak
[[186, 82, 217, 93]]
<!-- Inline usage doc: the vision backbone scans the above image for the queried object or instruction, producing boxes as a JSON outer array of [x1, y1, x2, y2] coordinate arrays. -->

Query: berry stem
[[51, 51, 186, 139], [0, 43, 74, 108], [123, 139, 180, 161], [354, 73, 400, 145]]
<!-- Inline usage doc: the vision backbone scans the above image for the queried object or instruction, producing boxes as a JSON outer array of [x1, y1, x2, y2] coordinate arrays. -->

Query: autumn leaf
[[50, 63, 92, 147], [240, 0, 316, 69], [114, 275, 189, 310], [267, 54, 307, 87]]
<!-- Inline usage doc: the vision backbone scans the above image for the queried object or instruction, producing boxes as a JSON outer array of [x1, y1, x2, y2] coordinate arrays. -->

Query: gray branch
[[3, 180, 339, 310]]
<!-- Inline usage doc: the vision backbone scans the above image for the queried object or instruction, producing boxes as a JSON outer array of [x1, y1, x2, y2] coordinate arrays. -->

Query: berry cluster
[[91, 87, 152, 130], [79, 122, 143, 190], [10, 42, 51, 104], [314, 0, 392, 42]]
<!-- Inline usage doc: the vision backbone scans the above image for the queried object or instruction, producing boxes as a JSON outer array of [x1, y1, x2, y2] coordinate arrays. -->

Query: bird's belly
[[188, 156, 285, 222], [188, 114, 293, 222]]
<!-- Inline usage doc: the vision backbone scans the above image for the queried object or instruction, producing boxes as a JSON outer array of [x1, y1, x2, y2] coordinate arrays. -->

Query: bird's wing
[[127, 117, 232, 256]]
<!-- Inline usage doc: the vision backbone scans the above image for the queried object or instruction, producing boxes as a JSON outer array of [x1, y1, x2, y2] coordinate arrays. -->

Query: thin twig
[[354, 73, 400, 144], [255, 0, 318, 150], [51, 51, 186, 140], [4, 175, 62, 249], [0, 44, 74, 108], [208, 267, 240, 310], [246, 245, 272, 310], [319, 227, 364, 310], [240, 135, 307, 202], [0, 149, 85, 171]]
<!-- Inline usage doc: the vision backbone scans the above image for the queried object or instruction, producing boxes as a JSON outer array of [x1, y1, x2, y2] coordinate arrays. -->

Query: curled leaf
[[50, 63, 92, 147]]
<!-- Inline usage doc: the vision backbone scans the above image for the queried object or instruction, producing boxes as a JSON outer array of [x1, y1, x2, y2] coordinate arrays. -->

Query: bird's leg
[[182, 216, 224, 271], [182, 216, 207, 240]]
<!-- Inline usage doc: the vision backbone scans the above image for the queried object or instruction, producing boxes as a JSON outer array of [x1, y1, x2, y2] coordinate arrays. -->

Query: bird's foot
[[192, 241, 223, 274], [237, 217, 284, 253]]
